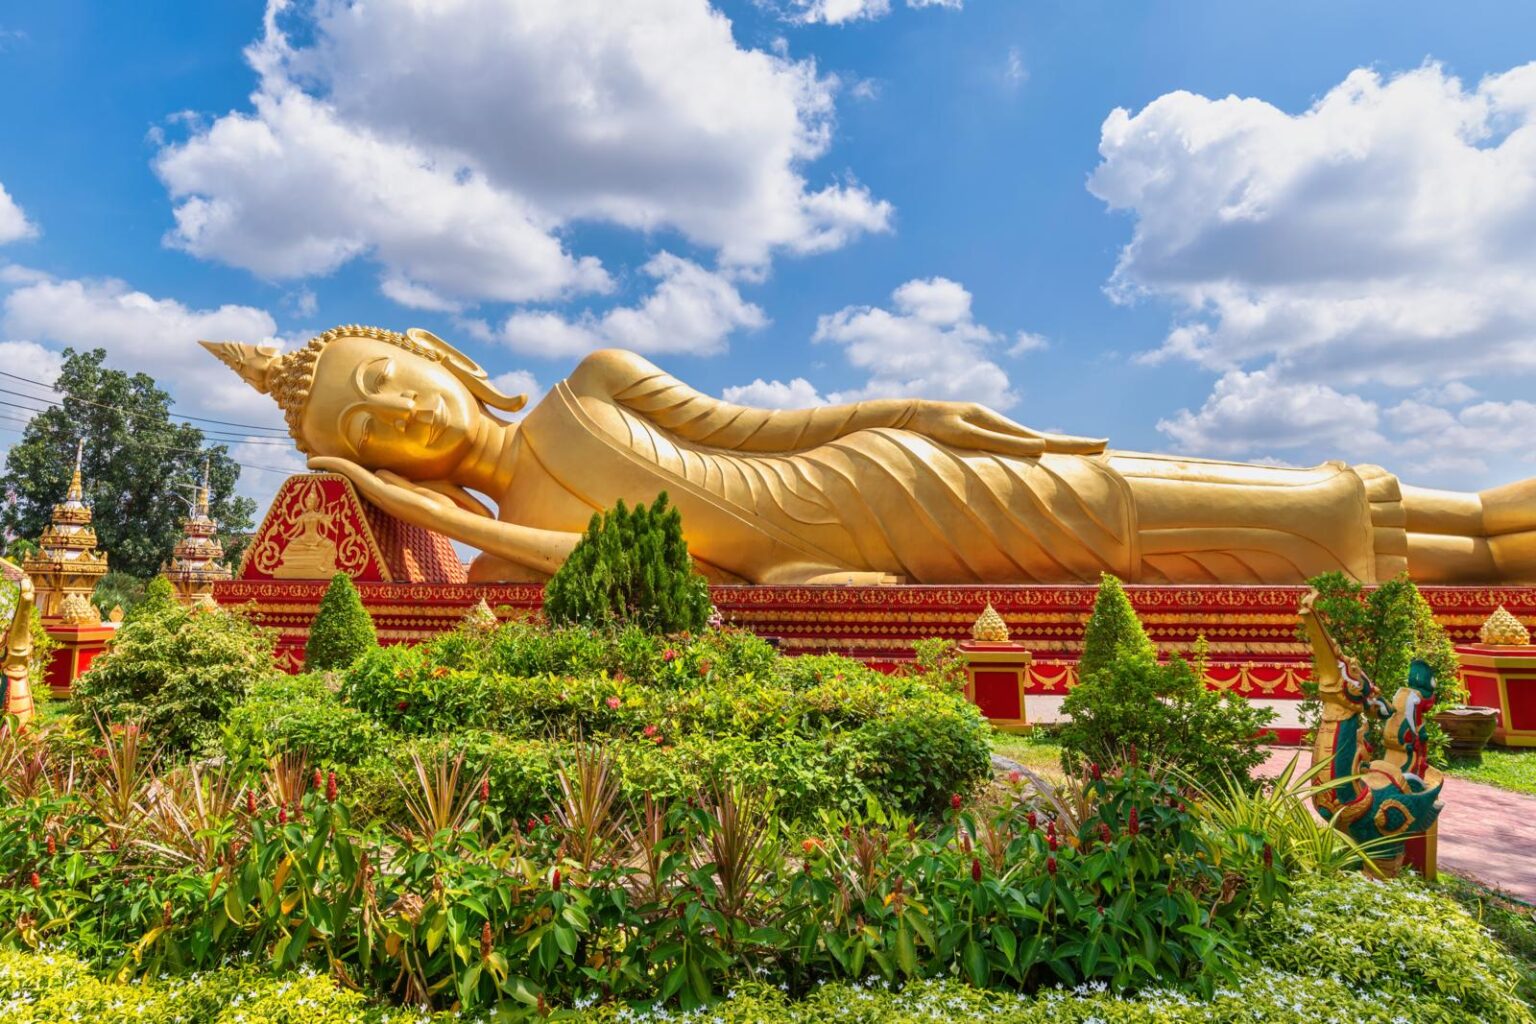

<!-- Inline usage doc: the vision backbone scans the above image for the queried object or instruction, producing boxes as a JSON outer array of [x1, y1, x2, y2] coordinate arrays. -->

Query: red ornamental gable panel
[[239, 474, 465, 584]]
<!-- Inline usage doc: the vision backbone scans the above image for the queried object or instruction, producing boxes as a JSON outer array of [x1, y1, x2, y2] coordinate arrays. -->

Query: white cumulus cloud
[[155, 0, 890, 309], [721, 376, 826, 408], [501, 253, 767, 359], [0, 182, 36, 245], [1, 273, 286, 427], [1091, 60, 1536, 388], [1156, 369, 1385, 458], [812, 276, 1027, 410]]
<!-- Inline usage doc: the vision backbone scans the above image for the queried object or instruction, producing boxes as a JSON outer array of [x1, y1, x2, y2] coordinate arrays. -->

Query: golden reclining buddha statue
[[204, 325, 1536, 586]]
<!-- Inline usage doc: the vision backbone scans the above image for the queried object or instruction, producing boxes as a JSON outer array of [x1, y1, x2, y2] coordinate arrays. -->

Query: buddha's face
[[300, 335, 481, 479]]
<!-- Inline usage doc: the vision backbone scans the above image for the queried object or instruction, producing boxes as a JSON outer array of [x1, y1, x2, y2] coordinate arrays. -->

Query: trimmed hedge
[[222, 623, 992, 822]]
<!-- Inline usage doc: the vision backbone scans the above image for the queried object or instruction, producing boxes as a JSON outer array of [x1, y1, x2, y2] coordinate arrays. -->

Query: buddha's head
[[201, 326, 527, 480]]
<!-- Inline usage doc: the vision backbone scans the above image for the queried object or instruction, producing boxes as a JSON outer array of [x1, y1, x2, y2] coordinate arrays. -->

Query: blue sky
[[2, 0, 1536, 510]]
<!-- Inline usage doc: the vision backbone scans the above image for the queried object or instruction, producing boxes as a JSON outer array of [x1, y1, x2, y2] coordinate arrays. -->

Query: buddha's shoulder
[[565, 349, 669, 393]]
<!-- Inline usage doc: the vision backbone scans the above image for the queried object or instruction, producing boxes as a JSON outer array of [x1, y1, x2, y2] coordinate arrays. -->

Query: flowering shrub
[[0, 720, 1288, 1015]]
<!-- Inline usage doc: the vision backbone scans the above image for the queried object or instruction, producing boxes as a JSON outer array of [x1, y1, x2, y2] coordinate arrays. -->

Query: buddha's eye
[[369, 360, 395, 392]]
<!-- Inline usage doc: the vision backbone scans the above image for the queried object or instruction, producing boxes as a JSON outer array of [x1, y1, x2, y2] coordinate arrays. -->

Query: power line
[[0, 420, 303, 475], [0, 369, 292, 435], [0, 395, 298, 446]]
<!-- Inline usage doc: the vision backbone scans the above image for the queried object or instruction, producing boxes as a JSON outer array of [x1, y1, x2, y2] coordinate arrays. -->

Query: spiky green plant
[[1078, 572, 1156, 681], [543, 492, 710, 634]]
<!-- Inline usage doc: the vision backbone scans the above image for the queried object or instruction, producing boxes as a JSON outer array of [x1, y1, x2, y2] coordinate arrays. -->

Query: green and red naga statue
[[1299, 589, 1444, 872]]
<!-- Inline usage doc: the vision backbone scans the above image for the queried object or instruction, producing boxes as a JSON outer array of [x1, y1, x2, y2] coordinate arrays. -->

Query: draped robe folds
[[499, 351, 1399, 586]]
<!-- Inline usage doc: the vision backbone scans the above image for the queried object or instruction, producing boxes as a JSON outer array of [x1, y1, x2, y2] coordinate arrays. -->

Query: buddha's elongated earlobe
[[406, 327, 528, 413]]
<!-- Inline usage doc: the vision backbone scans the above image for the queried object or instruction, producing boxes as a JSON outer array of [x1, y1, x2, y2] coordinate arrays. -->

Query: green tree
[[1078, 572, 1156, 681], [543, 492, 711, 634], [0, 349, 256, 578], [73, 599, 278, 755], [306, 573, 378, 671]]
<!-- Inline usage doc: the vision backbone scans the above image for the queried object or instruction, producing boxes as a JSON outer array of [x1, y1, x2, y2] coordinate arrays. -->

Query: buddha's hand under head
[[307, 456, 456, 521], [907, 402, 1104, 458]]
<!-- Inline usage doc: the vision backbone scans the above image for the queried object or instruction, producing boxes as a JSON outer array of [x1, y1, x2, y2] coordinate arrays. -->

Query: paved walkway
[[1259, 748, 1536, 904]]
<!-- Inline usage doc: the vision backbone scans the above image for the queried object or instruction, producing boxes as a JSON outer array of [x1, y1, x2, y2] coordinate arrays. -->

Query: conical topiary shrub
[[1077, 572, 1155, 682], [543, 492, 710, 634], [305, 573, 377, 671]]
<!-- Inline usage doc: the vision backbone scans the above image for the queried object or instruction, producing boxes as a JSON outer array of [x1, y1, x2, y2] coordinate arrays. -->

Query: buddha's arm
[[308, 457, 580, 577], [567, 349, 1106, 457]]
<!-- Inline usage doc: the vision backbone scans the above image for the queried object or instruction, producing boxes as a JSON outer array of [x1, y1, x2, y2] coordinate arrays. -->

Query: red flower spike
[[479, 777, 491, 803], [662, 649, 677, 663], [29, 871, 40, 889], [950, 794, 963, 811], [1089, 763, 1101, 781], [971, 857, 982, 883], [528, 818, 539, 833], [1128, 808, 1139, 837], [551, 868, 562, 892], [481, 920, 493, 960], [543, 814, 551, 826], [326, 771, 338, 803], [1026, 811, 1038, 831], [396, 700, 409, 713], [606, 696, 621, 710], [278, 806, 288, 825], [1048, 833, 1058, 852], [643, 724, 658, 738], [1007, 769, 1022, 784], [46, 834, 55, 857], [246, 790, 257, 815], [1046, 857, 1057, 876], [1099, 822, 1112, 845], [313, 768, 324, 790]]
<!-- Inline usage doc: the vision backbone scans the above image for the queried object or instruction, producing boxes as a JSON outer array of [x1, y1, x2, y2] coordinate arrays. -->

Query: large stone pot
[[1434, 706, 1501, 757]]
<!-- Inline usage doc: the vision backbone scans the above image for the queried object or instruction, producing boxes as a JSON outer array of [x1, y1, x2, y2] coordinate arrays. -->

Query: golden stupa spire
[[162, 456, 232, 607], [23, 440, 108, 623], [65, 439, 84, 503]]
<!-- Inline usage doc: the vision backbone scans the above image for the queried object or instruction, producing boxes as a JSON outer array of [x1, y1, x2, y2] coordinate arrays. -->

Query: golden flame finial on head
[[1479, 605, 1530, 646], [198, 340, 282, 396], [971, 602, 1010, 642]]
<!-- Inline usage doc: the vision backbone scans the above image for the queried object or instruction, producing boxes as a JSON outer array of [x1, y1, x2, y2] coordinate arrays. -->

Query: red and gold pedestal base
[[958, 639, 1031, 732], [44, 622, 117, 695], [1402, 824, 1439, 882], [1457, 643, 1536, 747]]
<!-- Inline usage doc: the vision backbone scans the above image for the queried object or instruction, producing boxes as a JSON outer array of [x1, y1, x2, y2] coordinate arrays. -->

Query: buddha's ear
[[406, 327, 528, 413]]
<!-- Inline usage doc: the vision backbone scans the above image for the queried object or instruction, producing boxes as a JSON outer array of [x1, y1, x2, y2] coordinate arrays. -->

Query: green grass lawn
[[989, 728, 1065, 781], [1445, 747, 1536, 796]]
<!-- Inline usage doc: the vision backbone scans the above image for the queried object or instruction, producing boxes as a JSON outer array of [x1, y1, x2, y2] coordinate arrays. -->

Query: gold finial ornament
[[108, 605, 124, 624], [971, 603, 1010, 642], [1479, 605, 1530, 646], [464, 598, 498, 631], [204, 323, 1536, 586]]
